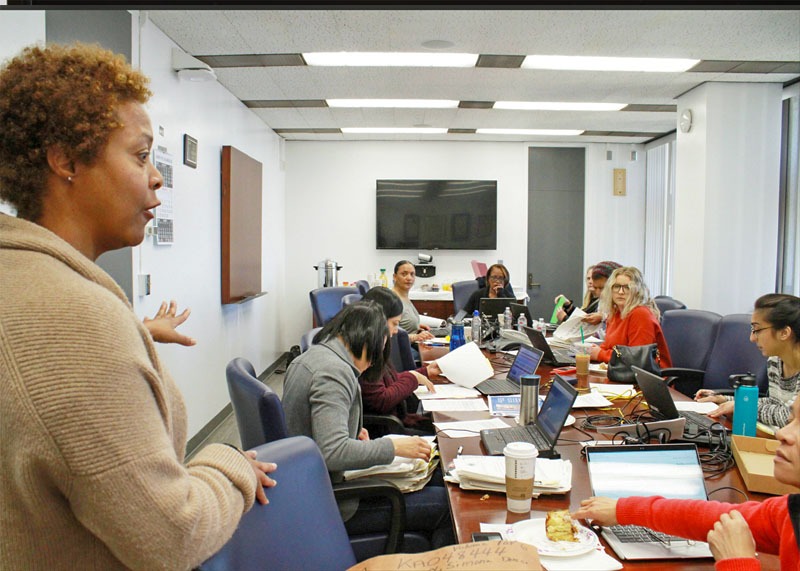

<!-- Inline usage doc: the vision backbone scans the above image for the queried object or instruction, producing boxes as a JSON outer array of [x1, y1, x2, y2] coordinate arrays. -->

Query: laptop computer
[[633, 366, 729, 447], [509, 302, 532, 326], [480, 375, 578, 457], [478, 297, 515, 319], [523, 325, 576, 365], [585, 444, 713, 560], [474, 345, 544, 396]]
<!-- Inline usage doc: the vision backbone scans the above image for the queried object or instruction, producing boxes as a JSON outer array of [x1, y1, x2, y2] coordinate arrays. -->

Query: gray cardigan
[[282, 337, 396, 483]]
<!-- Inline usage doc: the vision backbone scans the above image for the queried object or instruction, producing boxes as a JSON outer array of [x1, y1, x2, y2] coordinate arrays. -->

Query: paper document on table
[[419, 314, 446, 328], [675, 401, 718, 414], [590, 383, 636, 398], [573, 389, 613, 408], [414, 384, 481, 399], [433, 418, 508, 438], [453, 456, 573, 495], [553, 308, 601, 342], [435, 342, 494, 388], [421, 399, 488, 412]]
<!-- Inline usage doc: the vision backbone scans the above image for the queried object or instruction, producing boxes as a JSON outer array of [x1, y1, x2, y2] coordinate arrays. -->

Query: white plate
[[511, 518, 598, 557], [588, 363, 608, 374], [565, 414, 576, 427]]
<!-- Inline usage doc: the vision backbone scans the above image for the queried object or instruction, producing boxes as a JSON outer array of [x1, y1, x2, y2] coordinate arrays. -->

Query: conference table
[[420, 344, 781, 570]]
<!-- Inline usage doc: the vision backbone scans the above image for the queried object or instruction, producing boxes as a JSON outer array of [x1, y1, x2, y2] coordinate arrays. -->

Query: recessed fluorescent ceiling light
[[494, 101, 626, 111], [304, 52, 478, 67], [522, 55, 699, 72], [477, 128, 585, 136], [342, 127, 448, 134], [327, 99, 459, 108]]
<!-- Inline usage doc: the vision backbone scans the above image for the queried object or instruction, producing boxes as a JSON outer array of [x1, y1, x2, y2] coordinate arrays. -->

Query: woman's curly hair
[[0, 42, 151, 220]]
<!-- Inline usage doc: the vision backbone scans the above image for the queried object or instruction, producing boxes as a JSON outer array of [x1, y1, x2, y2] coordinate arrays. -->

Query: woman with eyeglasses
[[463, 263, 515, 315], [589, 267, 673, 367], [696, 293, 800, 430]]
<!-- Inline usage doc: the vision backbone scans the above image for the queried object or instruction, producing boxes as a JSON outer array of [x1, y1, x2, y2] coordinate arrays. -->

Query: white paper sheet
[[589, 383, 636, 397], [435, 342, 495, 388], [419, 314, 447, 328], [674, 401, 718, 414], [421, 399, 489, 412], [573, 389, 614, 408], [552, 307, 602, 342], [433, 418, 508, 437], [414, 384, 481, 399]]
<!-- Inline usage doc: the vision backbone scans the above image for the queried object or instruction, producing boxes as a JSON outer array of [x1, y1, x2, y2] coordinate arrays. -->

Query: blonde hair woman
[[589, 267, 672, 367]]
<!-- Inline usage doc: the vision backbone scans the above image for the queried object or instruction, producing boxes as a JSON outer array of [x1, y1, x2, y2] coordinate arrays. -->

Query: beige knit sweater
[[0, 214, 257, 570]]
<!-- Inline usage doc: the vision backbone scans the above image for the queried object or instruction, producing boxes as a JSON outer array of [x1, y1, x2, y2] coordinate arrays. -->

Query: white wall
[[133, 17, 286, 436], [283, 140, 647, 349], [0, 11, 46, 215], [674, 82, 782, 315]]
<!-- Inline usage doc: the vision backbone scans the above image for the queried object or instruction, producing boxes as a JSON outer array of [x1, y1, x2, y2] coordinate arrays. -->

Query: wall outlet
[[613, 168, 627, 196], [138, 274, 151, 296]]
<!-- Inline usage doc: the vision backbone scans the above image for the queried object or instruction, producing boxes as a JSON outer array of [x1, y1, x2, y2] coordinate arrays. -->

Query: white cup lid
[[503, 441, 539, 459]]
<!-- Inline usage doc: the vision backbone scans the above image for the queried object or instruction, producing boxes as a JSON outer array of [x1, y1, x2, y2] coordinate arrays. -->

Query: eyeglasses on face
[[488, 275, 505, 282], [611, 284, 630, 293], [750, 325, 773, 336]]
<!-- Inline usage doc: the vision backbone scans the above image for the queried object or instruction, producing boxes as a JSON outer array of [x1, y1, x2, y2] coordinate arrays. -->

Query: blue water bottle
[[731, 374, 758, 437], [450, 322, 466, 351]]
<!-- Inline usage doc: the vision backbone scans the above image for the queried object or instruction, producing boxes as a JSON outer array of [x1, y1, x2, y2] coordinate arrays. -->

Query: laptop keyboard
[[476, 378, 518, 394], [680, 410, 719, 431], [609, 525, 684, 544], [484, 425, 549, 450]]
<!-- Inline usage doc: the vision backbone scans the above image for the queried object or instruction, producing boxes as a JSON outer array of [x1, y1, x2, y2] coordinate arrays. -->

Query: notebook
[[633, 366, 729, 447], [523, 325, 576, 365], [480, 375, 577, 457], [585, 444, 712, 560], [474, 345, 544, 396]]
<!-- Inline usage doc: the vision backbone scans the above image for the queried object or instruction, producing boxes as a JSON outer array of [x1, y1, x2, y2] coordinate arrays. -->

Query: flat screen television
[[376, 180, 497, 250]]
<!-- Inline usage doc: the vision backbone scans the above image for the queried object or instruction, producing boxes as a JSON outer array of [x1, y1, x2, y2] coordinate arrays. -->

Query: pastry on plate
[[545, 509, 578, 542]]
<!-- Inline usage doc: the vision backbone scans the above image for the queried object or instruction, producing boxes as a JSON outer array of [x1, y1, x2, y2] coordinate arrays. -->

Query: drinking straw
[[580, 325, 585, 344]]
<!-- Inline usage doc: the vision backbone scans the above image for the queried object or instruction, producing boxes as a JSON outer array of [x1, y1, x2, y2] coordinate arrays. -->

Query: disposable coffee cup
[[575, 343, 592, 390], [503, 442, 538, 513]]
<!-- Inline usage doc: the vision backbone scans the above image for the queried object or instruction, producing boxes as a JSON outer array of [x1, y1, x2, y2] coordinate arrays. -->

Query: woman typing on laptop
[[696, 293, 800, 431], [574, 397, 800, 570]]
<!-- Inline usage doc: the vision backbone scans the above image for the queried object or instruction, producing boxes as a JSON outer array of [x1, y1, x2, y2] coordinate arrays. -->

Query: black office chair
[[660, 309, 722, 397], [198, 436, 358, 571], [224, 357, 415, 561], [451, 279, 480, 315], [309, 286, 359, 326], [666, 313, 768, 397], [654, 295, 687, 317]]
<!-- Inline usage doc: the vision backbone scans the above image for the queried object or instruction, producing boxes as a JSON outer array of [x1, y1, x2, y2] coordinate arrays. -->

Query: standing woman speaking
[[0, 43, 275, 570]]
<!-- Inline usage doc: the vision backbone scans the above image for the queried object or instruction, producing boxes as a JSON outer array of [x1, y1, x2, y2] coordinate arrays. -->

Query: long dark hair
[[361, 287, 404, 377], [754, 293, 800, 344], [313, 301, 389, 381]]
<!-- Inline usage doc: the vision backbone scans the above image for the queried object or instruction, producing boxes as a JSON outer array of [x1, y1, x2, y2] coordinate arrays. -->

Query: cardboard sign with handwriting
[[346, 540, 542, 571]]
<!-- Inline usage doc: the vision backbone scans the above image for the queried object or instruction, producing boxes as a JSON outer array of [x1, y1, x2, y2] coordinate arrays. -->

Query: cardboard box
[[731, 435, 800, 496]]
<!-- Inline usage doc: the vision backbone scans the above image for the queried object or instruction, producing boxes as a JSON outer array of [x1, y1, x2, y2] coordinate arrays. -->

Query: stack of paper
[[447, 455, 572, 496], [343, 435, 440, 493], [552, 308, 601, 343]]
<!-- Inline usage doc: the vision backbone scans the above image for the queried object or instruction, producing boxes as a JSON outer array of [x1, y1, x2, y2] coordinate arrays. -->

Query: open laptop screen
[[506, 345, 543, 385], [586, 444, 707, 500], [479, 297, 514, 318], [537, 375, 577, 445]]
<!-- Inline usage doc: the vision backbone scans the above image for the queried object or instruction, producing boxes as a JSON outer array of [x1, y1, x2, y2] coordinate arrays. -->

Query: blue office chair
[[654, 295, 687, 318], [660, 309, 722, 396], [391, 328, 417, 373], [198, 436, 358, 571], [451, 279, 480, 315], [355, 279, 370, 295], [226, 357, 288, 448], [341, 293, 363, 307], [666, 313, 768, 397], [300, 327, 323, 353], [224, 357, 414, 561], [309, 286, 359, 326]]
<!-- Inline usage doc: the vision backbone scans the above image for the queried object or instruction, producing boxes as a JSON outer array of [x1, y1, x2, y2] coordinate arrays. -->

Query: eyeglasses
[[488, 275, 505, 283], [611, 284, 630, 293], [750, 325, 773, 336]]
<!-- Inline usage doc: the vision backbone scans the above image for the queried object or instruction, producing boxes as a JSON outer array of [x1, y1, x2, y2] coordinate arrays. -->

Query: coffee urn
[[314, 259, 342, 288]]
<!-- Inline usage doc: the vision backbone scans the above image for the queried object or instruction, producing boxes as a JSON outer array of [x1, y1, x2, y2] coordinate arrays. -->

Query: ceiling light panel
[[326, 99, 459, 108], [494, 101, 626, 111], [522, 55, 700, 72], [341, 127, 448, 134], [303, 52, 479, 67]]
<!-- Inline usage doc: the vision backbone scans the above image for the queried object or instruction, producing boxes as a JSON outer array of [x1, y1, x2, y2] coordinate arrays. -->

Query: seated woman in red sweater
[[574, 396, 800, 571], [359, 287, 441, 435], [588, 266, 672, 368]]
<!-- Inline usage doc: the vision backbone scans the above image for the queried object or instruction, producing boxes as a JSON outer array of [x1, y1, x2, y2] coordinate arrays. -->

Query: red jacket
[[359, 365, 427, 423], [617, 495, 798, 571], [597, 305, 673, 368]]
